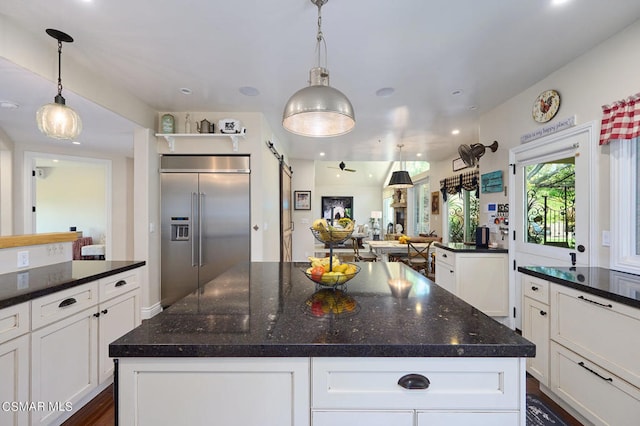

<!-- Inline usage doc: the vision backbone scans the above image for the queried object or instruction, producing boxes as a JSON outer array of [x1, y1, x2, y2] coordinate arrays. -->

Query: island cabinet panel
[[313, 410, 414, 426], [311, 358, 525, 425], [416, 411, 520, 425], [117, 358, 310, 426], [0, 334, 29, 426]]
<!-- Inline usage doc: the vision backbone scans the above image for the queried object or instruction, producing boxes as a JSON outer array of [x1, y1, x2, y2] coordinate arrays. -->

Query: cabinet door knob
[[398, 373, 430, 390], [531, 286, 539, 291], [539, 310, 547, 316], [101, 309, 108, 315]]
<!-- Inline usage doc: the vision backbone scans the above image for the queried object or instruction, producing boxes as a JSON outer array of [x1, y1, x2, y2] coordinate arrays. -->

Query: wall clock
[[532, 89, 560, 123]]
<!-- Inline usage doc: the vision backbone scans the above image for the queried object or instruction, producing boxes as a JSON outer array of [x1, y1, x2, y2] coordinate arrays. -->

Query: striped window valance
[[600, 92, 640, 145], [439, 170, 479, 201]]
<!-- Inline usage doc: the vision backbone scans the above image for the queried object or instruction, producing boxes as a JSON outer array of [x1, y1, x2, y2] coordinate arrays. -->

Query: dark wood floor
[[63, 375, 584, 425]]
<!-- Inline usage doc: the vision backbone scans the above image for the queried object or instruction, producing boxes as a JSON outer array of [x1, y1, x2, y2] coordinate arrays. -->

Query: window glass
[[411, 179, 430, 235], [636, 142, 640, 255], [448, 190, 478, 242], [524, 158, 575, 248]]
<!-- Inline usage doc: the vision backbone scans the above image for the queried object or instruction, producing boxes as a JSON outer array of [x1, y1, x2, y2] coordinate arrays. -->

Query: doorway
[[24, 151, 111, 255], [509, 121, 598, 329]]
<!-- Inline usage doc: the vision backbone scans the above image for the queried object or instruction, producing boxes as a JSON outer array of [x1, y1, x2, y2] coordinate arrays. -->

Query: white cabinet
[[25, 267, 141, 425], [31, 306, 98, 425], [0, 334, 29, 426], [521, 275, 550, 386], [311, 357, 525, 425], [434, 248, 509, 316], [547, 283, 640, 425], [97, 270, 141, 383], [117, 358, 310, 426]]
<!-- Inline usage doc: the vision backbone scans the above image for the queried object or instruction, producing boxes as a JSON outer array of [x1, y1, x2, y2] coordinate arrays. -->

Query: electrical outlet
[[17, 251, 29, 268]]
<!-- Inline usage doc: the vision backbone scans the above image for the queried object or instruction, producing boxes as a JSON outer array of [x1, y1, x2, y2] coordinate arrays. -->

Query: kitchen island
[[111, 261, 534, 426]]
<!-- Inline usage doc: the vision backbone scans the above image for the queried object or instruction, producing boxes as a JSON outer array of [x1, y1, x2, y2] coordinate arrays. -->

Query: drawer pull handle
[[531, 286, 539, 291], [398, 373, 430, 390], [578, 361, 613, 383], [577, 295, 612, 309], [115, 280, 127, 287], [539, 310, 547, 316], [58, 298, 77, 308], [442, 254, 447, 258]]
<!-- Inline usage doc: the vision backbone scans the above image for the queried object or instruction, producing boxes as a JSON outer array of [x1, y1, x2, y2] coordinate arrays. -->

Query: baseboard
[[141, 302, 162, 319]]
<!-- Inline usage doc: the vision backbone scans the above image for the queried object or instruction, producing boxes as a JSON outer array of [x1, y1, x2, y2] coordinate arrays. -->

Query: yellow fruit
[[312, 219, 328, 231], [333, 264, 348, 273]]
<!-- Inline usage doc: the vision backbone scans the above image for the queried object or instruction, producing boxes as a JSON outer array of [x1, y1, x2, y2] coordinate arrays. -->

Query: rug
[[527, 394, 569, 426]]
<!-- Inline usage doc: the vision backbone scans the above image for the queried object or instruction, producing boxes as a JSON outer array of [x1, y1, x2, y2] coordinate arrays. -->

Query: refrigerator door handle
[[199, 192, 204, 267], [191, 192, 197, 267]]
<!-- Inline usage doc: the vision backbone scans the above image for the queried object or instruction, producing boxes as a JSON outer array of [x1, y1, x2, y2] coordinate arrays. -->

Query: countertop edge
[[434, 242, 508, 254], [0, 261, 146, 310], [110, 343, 536, 359], [518, 266, 640, 309]]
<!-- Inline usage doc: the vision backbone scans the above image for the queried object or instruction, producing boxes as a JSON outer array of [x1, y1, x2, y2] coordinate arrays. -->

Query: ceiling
[[1, 0, 640, 170]]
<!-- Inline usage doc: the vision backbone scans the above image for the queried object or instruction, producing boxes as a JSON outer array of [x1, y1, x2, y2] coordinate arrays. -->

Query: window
[[447, 190, 478, 243], [410, 178, 430, 235], [611, 138, 640, 273], [525, 158, 575, 248]]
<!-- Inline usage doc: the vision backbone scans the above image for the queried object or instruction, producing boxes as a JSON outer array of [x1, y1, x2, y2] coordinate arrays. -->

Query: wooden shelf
[[156, 129, 247, 152]]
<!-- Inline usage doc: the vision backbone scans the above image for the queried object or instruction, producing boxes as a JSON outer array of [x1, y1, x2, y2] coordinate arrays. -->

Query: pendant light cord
[[57, 40, 63, 97], [315, 0, 328, 70]]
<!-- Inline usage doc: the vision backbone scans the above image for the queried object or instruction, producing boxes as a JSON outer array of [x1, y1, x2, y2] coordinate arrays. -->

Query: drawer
[[550, 341, 640, 426], [99, 270, 140, 301], [0, 302, 30, 344], [550, 284, 640, 389], [312, 357, 521, 411], [31, 282, 99, 329], [435, 248, 454, 268], [522, 275, 549, 304]]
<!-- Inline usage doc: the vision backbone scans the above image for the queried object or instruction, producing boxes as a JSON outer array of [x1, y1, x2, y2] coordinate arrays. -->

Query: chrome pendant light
[[36, 29, 82, 140], [388, 144, 414, 188], [282, 0, 355, 137]]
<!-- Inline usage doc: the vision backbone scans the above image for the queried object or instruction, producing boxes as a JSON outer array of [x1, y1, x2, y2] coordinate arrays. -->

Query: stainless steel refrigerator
[[160, 155, 250, 307]]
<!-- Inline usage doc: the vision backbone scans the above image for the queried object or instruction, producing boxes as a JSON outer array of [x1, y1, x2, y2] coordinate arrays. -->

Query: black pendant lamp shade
[[388, 170, 413, 188], [387, 144, 413, 188]]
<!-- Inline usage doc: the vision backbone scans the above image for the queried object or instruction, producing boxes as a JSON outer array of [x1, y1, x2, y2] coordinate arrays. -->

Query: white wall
[[291, 159, 315, 261], [35, 165, 106, 241], [476, 19, 640, 268]]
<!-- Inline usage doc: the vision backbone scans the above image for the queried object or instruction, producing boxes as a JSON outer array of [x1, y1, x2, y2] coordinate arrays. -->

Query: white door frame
[[508, 120, 598, 329]]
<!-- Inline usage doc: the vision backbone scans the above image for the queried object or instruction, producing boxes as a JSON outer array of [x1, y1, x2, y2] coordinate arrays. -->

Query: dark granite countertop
[[435, 242, 508, 253], [518, 266, 640, 309], [0, 260, 146, 309], [110, 261, 534, 358]]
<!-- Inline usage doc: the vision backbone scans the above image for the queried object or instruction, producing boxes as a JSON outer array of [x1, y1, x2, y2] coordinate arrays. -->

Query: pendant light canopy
[[388, 144, 414, 188], [282, 0, 355, 137], [36, 29, 82, 140]]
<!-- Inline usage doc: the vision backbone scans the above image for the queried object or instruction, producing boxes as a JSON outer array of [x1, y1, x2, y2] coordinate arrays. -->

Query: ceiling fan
[[328, 161, 356, 172], [457, 141, 499, 168]]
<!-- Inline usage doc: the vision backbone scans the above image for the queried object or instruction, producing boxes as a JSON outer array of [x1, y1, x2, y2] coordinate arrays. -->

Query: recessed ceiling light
[[179, 88, 192, 95], [416, 153, 422, 157], [72, 141, 81, 145], [319, 152, 325, 156], [451, 129, 460, 135], [376, 87, 395, 97], [451, 89, 463, 96], [239, 86, 260, 96], [0, 101, 19, 109]]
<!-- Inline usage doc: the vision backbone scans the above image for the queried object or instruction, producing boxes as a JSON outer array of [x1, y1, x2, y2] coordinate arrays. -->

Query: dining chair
[[352, 238, 378, 262], [403, 241, 433, 275]]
